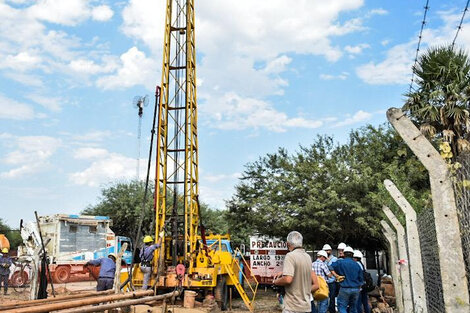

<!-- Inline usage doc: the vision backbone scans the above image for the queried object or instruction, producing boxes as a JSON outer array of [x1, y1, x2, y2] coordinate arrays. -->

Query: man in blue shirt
[[86, 253, 117, 291], [353, 250, 370, 313], [139, 235, 161, 290], [0, 248, 12, 295], [331, 247, 363, 313]]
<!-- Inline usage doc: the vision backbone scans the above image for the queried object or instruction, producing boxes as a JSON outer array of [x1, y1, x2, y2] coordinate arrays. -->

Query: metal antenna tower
[[133, 95, 149, 180], [155, 0, 198, 269]]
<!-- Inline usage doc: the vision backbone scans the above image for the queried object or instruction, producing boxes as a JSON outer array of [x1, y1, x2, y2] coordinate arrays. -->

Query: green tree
[[226, 125, 430, 250], [404, 45, 470, 159], [0, 219, 22, 250], [83, 181, 228, 243]]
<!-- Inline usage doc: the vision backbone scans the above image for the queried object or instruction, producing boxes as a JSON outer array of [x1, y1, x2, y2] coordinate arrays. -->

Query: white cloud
[[0, 52, 42, 72], [201, 92, 323, 132], [320, 72, 349, 80], [356, 42, 413, 85], [0, 94, 36, 120], [96, 47, 158, 90], [69, 149, 137, 187], [69, 56, 118, 75], [0, 135, 61, 178], [91, 5, 114, 22], [344, 43, 370, 54], [356, 10, 470, 86], [121, 0, 367, 130], [203, 172, 242, 183], [73, 147, 109, 160], [27, 94, 62, 112], [71, 130, 113, 142], [368, 8, 388, 16], [334, 110, 372, 127]]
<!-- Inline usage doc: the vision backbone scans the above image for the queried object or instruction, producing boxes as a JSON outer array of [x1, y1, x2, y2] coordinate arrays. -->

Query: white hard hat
[[353, 250, 363, 259], [344, 246, 354, 253], [317, 250, 328, 258], [337, 242, 347, 250], [322, 244, 332, 250]]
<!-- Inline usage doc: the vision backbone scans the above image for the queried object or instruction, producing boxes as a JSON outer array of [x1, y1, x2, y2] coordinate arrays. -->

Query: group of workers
[[313, 243, 370, 313], [84, 235, 160, 291], [274, 231, 371, 313]]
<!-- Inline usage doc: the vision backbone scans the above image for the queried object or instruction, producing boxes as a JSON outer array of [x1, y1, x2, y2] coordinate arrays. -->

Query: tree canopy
[[404, 45, 470, 159], [82, 180, 228, 243], [226, 124, 430, 250], [0, 218, 22, 250]]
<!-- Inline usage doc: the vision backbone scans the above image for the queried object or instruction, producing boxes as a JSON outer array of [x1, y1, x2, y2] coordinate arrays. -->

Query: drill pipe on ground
[[0, 290, 114, 310], [2, 289, 155, 313], [56, 290, 180, 313]]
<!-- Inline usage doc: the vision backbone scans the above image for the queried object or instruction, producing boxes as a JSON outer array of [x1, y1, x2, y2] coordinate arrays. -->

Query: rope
[[409, 0, 430, 93], [452, 0, 470, 49]]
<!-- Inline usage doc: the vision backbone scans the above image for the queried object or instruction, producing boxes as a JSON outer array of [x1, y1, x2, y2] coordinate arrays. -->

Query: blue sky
[[1, 0, 469, 227]]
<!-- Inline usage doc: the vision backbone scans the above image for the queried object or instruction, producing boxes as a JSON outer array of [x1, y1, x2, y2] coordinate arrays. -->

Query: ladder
[[224, 251, 259, 312]]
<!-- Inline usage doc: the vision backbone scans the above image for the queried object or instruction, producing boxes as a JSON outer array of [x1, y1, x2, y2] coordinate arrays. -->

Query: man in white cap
[[353, 250, 370, 313], [311, 250, 333, 313], [330, 247, 364, 313], [322, 244, 338, 313]]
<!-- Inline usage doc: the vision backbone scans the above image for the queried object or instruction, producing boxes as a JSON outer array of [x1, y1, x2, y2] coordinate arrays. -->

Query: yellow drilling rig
[[121, 0, 257, 311]]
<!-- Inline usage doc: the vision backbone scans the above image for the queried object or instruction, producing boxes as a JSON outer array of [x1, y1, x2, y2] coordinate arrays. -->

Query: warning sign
[[249, 236, 288, 278]]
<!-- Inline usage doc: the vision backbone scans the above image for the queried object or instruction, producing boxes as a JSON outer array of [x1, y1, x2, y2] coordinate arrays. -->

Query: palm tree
[[403, 45, 470, 160]]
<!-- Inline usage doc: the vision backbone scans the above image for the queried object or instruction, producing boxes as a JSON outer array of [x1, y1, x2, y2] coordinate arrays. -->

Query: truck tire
[[53, 266, 71, 284], [215, 275, 228, 311]]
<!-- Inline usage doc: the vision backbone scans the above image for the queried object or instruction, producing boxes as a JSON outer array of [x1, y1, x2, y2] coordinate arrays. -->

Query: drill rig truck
[[121, 0, 257, 311]]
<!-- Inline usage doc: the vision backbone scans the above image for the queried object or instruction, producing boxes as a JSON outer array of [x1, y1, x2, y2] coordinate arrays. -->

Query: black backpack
[[363, 271, 375, 292]]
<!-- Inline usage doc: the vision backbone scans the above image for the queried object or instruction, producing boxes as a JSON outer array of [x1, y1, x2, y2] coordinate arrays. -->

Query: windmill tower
[[133, 95, 149, 180]]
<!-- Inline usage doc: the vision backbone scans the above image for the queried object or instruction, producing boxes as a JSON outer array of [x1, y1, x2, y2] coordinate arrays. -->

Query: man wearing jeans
[[331, 247, 363, 313], [312, 250, 333, 313]]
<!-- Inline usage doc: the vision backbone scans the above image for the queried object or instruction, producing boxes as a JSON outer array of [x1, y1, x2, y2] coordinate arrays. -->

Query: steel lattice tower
[[154, 0, 199, 270]]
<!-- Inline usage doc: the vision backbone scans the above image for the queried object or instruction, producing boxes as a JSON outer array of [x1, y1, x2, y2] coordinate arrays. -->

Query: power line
[[409, 0, 430, 93], [451, 0, 470, 49]]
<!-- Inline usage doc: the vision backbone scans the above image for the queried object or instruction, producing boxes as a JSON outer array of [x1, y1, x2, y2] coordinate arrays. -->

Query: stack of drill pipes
[[0, 290, 114, 311], [56, 290, 181, 313], [1, 290, 155, 313]]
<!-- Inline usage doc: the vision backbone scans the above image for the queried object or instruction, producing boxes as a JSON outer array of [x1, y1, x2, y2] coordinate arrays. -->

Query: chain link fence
[[453, 153, 470, 298], [416, 206, 445, 313]]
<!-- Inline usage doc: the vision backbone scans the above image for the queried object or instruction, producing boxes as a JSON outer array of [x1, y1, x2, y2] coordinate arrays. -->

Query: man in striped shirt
[[312, 250, 333, 313]]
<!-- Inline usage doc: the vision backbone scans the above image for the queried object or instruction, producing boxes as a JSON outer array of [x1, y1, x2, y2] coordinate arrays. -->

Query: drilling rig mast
[[155, 0, 199, 270], [127, 1, 258, 310]]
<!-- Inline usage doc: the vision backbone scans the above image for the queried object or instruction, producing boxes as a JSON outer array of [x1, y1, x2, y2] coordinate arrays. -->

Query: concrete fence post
[[387, 108, 469, 312], [384, 179, 427, 313], [383, 206, 414, 312], [381, 220, 404, 313]]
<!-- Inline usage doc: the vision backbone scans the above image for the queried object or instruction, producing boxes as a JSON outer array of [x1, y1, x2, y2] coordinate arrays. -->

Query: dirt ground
[[0, 282, 281, 313]]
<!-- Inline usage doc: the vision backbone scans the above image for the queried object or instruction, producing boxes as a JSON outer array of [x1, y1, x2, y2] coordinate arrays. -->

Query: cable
[[452, 0, 470, 49], [126, 86, 161, 291], [409, 0, 430, 93]]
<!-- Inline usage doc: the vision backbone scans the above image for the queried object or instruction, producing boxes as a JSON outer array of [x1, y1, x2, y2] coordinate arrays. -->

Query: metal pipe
[[56, 290, 180, 313], [0, 290, 114, 310], [2, 290, 155, 313]]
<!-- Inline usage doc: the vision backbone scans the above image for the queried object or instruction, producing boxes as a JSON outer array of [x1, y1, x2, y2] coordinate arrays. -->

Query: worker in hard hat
[[353, 250, 371, 313], [330, 247, 364, 313], [139, 234, 162, 290], [322, 243, 338, 313], [337, 242, 346, 259], [0, 248, 12, 295], [312, 250, 334, 313], [85, 253, 117, 291]]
